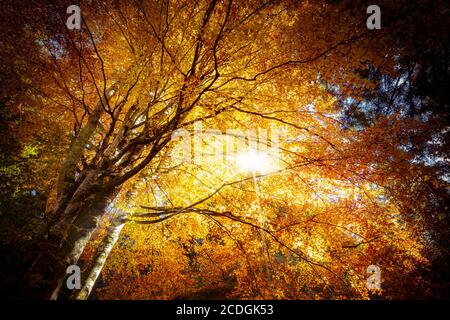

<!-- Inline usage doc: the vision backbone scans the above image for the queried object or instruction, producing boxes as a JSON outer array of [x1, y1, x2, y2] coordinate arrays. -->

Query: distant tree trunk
[[72, 210, 127, 300]]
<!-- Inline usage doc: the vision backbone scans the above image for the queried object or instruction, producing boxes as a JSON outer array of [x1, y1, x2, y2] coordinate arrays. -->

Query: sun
[[236, 150, 278, 174]]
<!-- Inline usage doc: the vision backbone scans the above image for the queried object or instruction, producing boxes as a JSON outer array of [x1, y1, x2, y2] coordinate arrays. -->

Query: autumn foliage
[[0, 0, 449, 300]]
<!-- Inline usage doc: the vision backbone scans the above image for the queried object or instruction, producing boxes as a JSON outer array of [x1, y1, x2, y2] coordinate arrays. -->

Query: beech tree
[[0, 0, 448, 299]]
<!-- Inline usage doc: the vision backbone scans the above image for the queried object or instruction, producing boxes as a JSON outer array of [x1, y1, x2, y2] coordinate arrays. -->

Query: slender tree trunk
[[72, 210, 128, 300]]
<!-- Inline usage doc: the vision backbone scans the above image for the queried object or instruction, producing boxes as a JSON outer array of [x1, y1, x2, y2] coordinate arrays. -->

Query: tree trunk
[[72, 210, 127, 300], [50, 190, 118, 299], [21, 188, 116, 299], [21, 69, 143, 299]]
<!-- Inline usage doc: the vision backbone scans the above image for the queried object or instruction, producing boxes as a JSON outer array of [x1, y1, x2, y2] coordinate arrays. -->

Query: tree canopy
[[0, 0, 449, 300]]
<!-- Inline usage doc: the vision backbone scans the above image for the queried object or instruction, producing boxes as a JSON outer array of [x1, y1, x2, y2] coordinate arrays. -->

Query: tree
[[0, 0, 447, 299]]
